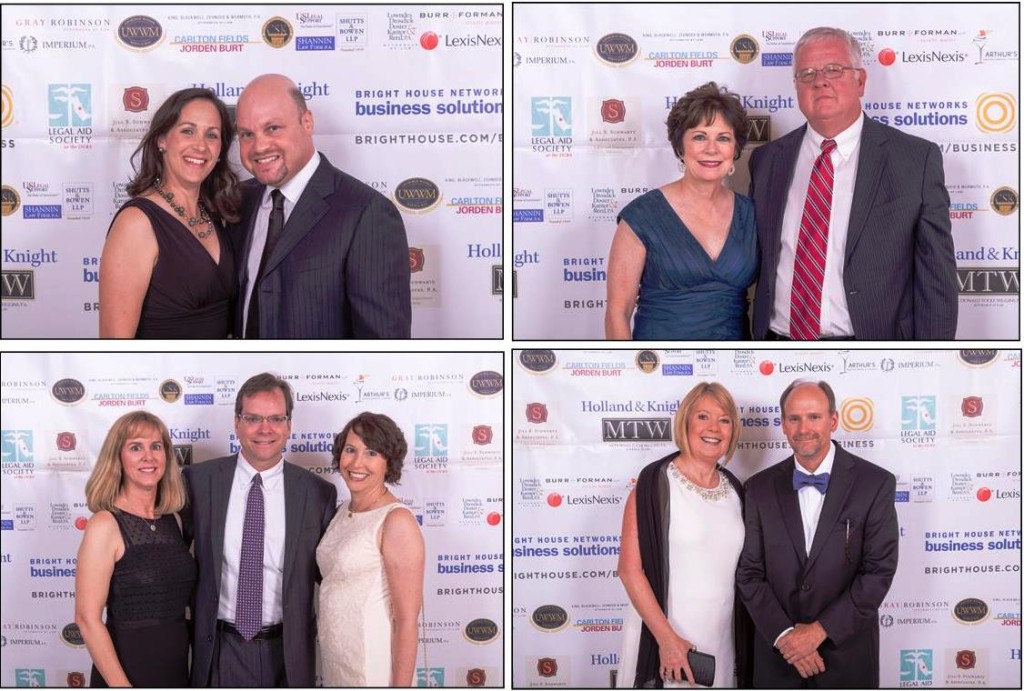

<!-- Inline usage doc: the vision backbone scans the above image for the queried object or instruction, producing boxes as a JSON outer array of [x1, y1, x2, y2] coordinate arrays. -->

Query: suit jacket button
[[207, 634, 214, 642], [801, 584, 810, 592]]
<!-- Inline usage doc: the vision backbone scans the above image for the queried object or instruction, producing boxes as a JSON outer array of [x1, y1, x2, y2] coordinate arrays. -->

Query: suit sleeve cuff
[[774, 626, 794, 648]]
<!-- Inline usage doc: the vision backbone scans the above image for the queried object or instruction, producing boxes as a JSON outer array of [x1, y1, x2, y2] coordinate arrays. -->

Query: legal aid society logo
[[900, 396, 937, 446], [531, 97, 574, 156], [1, 431, 34, 478], [899, 649, 933, 686], [413, 424, 448, 472], [47, 84, 94, 150]]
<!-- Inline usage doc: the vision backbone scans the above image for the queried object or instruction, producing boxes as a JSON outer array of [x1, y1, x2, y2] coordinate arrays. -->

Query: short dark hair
[[126, 87, 240, 223], [779, 379, 837, 416], [332, 412, 407, 484], [666, 81, 750, 161], [235, 372, 294, 418]]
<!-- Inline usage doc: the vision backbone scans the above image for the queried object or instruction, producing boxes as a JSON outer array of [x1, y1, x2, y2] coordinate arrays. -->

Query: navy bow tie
[[793, 469, 829, 494]]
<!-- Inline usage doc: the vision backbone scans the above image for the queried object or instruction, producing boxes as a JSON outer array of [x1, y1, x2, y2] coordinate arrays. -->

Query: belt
[[767, 330, 855, 341], [217, 620, 283, 640]]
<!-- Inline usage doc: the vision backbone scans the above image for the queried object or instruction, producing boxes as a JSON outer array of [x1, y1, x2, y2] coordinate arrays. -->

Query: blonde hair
[[84, 411, 186, 514], [672, 382, 740, 464]]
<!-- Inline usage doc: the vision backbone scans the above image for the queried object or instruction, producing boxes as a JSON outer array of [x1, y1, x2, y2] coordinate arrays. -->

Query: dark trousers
[[212, 623, 287, 687]]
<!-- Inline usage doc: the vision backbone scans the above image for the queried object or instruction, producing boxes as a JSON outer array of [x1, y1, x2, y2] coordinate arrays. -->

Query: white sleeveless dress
[[317, 501, 414, 687], [617, 464, 745, 688]]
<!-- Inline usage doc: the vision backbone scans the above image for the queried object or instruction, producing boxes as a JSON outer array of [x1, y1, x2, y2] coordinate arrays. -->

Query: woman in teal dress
[[606, 82, 758, 340]]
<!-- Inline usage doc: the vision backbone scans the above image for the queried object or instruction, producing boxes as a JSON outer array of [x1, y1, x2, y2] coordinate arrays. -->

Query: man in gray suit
[[234, 74, 411, 338], [749, 27, 958, 340], [182, 372, 336, 686]]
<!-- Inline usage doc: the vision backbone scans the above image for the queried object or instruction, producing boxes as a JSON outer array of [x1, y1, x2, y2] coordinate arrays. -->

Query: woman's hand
[[657, 631, 696, 686]]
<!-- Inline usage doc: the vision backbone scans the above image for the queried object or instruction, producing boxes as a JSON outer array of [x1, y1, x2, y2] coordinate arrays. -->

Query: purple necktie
[[235, 473, 264, 640]]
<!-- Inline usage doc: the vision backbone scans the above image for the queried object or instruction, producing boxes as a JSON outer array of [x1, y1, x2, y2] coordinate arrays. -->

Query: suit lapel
[[773, 458, 808, 566], [264, 157, 334, 274], [238, 184, 264, 291], [282, 462, 306, 595], [846, 115, 887, 264], [806, 443, 856, 572], [211, 457, 235, 590]]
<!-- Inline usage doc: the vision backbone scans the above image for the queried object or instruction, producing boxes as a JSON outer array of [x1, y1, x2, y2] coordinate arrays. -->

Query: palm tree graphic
[[3, 431, 33, 461], [533, 98, 571, 137], [16, 669, 44, 687], [902, 397, 935, 429], [416, 425, 446, 456], [901, 650, 930, 681], [49, 85, 91, 126]]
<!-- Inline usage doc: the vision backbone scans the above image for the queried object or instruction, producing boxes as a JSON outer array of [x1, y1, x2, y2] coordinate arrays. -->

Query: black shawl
[[632, 452, 754, 688]]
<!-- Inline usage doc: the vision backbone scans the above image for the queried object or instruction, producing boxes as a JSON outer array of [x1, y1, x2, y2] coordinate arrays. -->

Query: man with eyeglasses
[[181, 372, 337, 686], [749, 27, 958, 340]]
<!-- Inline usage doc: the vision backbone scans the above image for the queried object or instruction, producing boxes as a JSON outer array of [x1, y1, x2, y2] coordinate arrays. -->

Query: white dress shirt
[[217, 454, 287, 626], [774, 443, 837, 646], [770, 116, 863, 338], [242, 151, 323, 335]]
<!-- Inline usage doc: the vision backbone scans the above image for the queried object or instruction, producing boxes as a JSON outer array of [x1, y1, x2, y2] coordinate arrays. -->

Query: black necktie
[[245, 189, 285, 339]]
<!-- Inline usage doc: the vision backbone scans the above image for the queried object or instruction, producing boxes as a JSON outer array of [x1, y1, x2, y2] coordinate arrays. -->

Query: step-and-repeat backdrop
[[1, 5, 503, 338], [512, 4, 1020, 339], [513, 349, 1022, 688], [1, 352, 503, 688]]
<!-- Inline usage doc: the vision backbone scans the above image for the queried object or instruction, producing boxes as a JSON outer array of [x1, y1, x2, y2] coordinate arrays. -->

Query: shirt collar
[[235, 452, 286, 485], [262, 150, 322, 208], [805, 113, 864, 162]]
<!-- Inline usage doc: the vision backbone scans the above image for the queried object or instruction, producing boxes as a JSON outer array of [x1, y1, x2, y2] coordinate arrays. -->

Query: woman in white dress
[[617, 382, 753, 688], [316, 413, 425, 687]]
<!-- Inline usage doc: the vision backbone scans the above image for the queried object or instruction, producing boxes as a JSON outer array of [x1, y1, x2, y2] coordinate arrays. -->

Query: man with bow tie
[[736, 379, 898, 688]]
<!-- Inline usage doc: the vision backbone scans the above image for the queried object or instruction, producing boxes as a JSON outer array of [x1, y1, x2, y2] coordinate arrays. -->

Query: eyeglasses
[[238, 414, 290, 426], [794, 63, 861, 83]]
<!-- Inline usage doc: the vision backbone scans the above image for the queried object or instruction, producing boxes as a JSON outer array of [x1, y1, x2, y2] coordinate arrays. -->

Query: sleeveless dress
[[89, 512, 196, 688], [317, 502, 416, 687], [617, 190, 757, 339], [107, 198, 236, 338], [617, 465, 745, 688]]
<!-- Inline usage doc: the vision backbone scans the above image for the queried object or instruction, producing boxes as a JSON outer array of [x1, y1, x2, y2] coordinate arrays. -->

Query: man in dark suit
[[749, 27, 958, 340], [181, 372, 337, 686], [736, 380, 898, 688], [233, 74, 411, 338]]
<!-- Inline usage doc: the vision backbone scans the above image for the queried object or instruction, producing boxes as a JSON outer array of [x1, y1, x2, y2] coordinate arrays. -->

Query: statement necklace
[[154, 178, 213, 238]]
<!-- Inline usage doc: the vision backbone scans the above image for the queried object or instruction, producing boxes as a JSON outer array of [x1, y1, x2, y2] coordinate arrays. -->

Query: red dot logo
[[759, 361, 775, 375], [75, 517, 88, 530], [977, 487, 992, 502], [420, 32, 439, 50], [486, 512, 501, 526], [878, 49, 896, 66], [547, 493, 562, 508]]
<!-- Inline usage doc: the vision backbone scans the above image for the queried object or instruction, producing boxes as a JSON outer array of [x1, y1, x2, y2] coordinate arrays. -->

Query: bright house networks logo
[[1, 430, 35, 478], [900, 649, 933, 686], [531, 97, 574, 156], [900, 395, 937, 446], [48, 84, 92, 127]]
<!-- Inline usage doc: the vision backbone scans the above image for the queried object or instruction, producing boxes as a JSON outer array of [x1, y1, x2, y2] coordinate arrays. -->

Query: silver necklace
[[154, 178, 213, 238], [668, 462, 731, 501]]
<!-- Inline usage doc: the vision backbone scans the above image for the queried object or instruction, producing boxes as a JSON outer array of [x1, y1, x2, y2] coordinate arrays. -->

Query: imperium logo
[[1, 270, 34, 299]]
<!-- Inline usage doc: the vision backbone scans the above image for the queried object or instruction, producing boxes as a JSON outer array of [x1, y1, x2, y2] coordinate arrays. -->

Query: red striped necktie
[[790, 138, 837, 340]]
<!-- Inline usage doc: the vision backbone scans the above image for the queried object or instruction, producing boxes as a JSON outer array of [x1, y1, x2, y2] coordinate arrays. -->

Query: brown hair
[[672, 382, 741, 464], [84, 411, 185, 514], [779, 379, 838, 416], [332, 412, 407, 484], [126, 87, 240, 223], [666, 81, 750, 161], [235, 372, 294, 418]]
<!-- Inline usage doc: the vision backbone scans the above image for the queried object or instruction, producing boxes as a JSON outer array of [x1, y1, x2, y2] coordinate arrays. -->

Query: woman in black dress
[[75, 411, 195, 687], [99, 88, 240, 338]]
